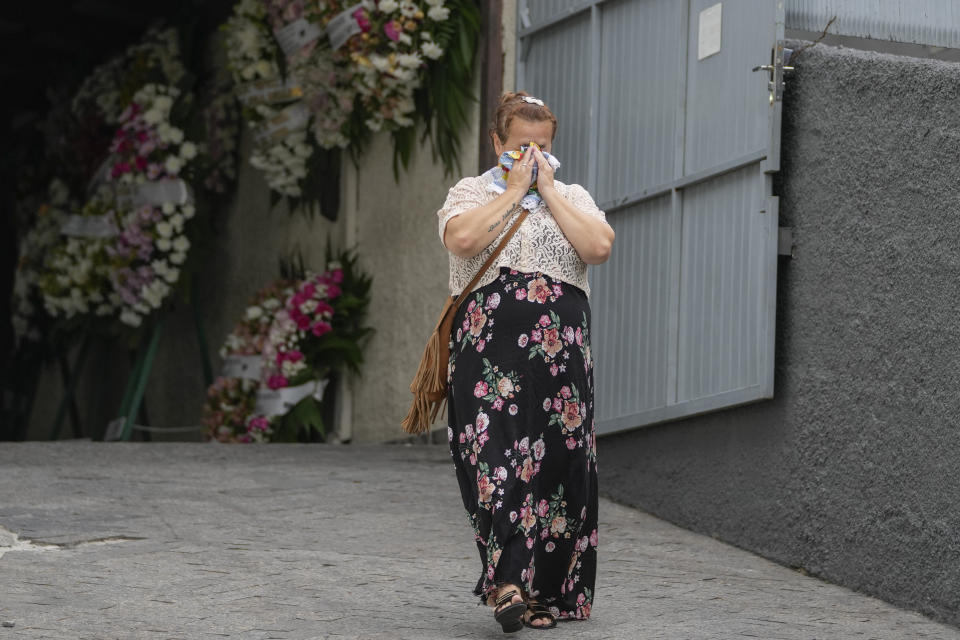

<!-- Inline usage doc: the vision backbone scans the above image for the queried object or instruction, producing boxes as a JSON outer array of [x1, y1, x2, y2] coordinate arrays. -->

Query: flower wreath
[[314, 0, 450, 134], [12, 180, 72, 346], [41, 83, 201, 328], [204, 251, 372, 443], [203, 279, 295, 443]]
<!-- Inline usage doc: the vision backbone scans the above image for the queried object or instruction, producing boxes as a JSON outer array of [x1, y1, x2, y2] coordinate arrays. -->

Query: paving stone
[[0, 441, 956, 639]]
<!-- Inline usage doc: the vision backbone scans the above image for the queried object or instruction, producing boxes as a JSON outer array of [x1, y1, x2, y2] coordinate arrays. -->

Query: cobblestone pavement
[[0, 441, 957, 640]]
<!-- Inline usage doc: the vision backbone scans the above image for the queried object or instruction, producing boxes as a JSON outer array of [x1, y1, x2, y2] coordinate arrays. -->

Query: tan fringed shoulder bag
[[401, 206, 528, 435]]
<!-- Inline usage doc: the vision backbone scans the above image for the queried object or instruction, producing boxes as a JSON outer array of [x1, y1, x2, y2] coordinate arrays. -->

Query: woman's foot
[[490, 584, 526, 633], [523, 599, 557, 630]]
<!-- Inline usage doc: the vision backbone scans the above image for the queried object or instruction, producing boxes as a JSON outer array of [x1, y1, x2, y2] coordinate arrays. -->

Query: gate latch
[[752, 45, 794, 104]]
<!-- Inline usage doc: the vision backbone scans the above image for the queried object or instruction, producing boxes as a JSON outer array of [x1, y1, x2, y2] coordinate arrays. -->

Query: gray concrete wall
[[599, 42, 960, 627]]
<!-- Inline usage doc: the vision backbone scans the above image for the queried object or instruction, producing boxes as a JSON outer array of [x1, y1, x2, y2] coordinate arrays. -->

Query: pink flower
[[539, 314, 550, 327], [492, 397, 504, 411], [477, 339, 485, 352], [565, 437, 577, 450], [476, 411, 489, 431], [515, 289, 525, 300], [517, 334, 528, 347], [545, 541, 556, 552], [478, 474, 495, 503], [249, 416, 270, 432], [550, 363, 559, 377], [295, 313, 311, 330], [560, 385, 572, 399], [267, 374, 288, 389], [282, 350, 304, 362], [474, 381, 489, 398], [552, 397, 563, 412], [532, 439, 546, 460], [542, 328, 563, 357], [531, 329, 542, 343], [485, 293, 501, 309], [352, 7, 371, 32], [508, 404, 518, 415], [563, 326, 575, 344], [384, 19, 401, 41], [311, 320, 332, 337], [590, 529, 599, 547], [518, 437, 530, 455], [575, 327, 583, 346], [526, 537, 535, 549], [542, 398, 552, 411], [537, 499, 549, 517], [527, 278, 551, 304]]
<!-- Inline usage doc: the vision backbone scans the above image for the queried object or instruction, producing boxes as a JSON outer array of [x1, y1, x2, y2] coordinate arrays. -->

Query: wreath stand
[[48, 283, 214, 442], [107, 287, 214, 442]]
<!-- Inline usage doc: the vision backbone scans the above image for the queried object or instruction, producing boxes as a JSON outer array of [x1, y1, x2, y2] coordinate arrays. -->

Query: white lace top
[[437, 170, 608, 298]]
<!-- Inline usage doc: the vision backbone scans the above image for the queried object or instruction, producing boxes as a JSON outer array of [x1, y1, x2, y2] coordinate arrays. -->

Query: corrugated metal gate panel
[[518, 0, 784, 433], [523, 14, 592, 187], [597, 0, 681, 204], [591, 196, 673, 421], [678, 165, 766, 401], [786, 0, 960, 49], [684, 0, 771, 175]]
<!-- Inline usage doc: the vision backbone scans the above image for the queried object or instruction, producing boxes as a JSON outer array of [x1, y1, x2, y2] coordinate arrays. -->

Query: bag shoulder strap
[[452, 205, 528, 309]]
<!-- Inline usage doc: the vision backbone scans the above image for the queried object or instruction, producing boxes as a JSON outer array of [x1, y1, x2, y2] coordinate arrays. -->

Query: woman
[[437, 91, 614, 632]]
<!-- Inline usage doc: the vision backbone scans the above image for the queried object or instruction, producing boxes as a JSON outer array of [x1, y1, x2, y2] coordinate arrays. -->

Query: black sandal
[[493, 587, 527, 633], [523, 600, 557, 630]]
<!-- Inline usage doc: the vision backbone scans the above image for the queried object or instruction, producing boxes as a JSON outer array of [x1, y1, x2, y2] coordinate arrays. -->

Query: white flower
[[428, 5, 450, 20], [163, 267, 180, 284], [172, 236, 190, 252], [170, 213, 184, 231], [180, 141, 197, 159], [169, 251, 186, 265], [246, 306, 263, 320], [421, 41, 443, 59], [397, 53, 422, 68], [120, 310, 142, 327], [157, 237, 172, 251], [143, 109, 163, 125], [397, 32, 412, 46], [425, 0, 443, 5], [169, 128, 184, 144], [162, 202, 175, 214], [156, 222, 173, 238], [378, 0, 399, 12], [164, 156, 183, 175], [370, 55, 391, 72], [400, 1, 417, 17], [154, 95, 173, 113], [182, 203, 195, 219]]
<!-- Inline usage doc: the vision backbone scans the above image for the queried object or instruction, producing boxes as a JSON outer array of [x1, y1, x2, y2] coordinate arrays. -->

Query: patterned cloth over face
[[447, 267, 598, 620], [489, 143, 562, 211]]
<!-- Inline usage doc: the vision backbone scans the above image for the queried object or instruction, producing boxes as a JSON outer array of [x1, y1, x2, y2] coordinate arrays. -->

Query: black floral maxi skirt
[[447, 267, 598, 621]]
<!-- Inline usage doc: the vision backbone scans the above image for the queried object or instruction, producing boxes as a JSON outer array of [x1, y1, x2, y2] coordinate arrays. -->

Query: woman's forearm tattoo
[[487, 201, 519, 233]]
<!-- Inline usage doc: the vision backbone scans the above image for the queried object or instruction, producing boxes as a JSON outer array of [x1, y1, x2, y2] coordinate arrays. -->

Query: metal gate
[[517, 0, 786, 433]]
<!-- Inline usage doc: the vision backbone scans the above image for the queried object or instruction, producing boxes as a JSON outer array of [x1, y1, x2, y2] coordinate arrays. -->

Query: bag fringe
[[401, 329, 447, 435]]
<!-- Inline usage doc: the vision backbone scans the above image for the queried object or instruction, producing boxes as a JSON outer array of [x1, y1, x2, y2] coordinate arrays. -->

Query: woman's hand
[[532, 147, 555, 193], [505, 145, 535, 194]]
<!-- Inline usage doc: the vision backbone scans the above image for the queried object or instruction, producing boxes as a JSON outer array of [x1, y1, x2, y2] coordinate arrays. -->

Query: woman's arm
[[534, 148, 614, 265], [443, 147, 537, 258]]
